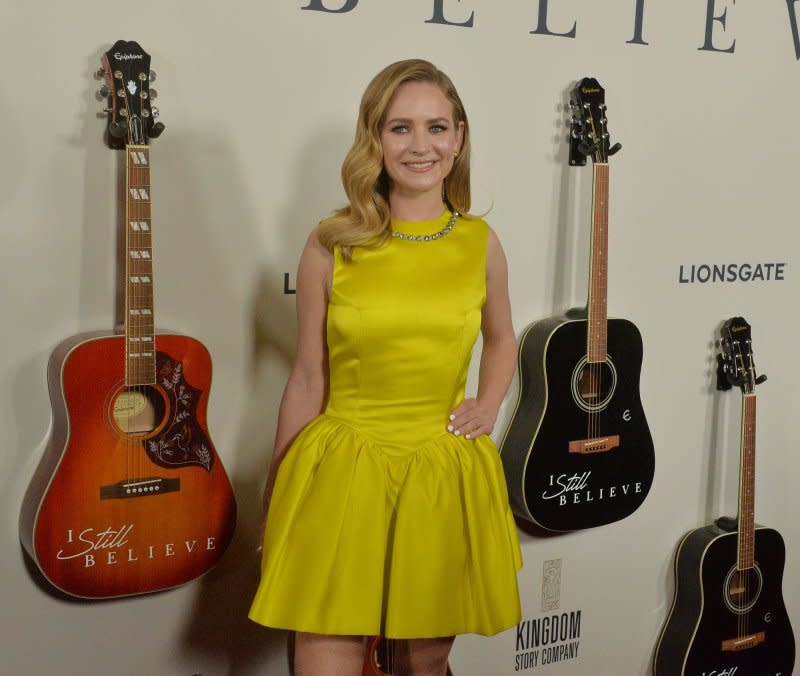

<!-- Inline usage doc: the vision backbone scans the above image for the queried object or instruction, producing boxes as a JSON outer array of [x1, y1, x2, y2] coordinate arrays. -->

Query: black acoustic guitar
[[654, 317, 795, 675], [500, 78, 654, 531]]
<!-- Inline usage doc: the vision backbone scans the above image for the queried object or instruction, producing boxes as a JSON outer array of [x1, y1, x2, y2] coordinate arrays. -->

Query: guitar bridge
[[100, 476, 180, 499], [721, 631, 765, 651], [568, 435, 620, 454]]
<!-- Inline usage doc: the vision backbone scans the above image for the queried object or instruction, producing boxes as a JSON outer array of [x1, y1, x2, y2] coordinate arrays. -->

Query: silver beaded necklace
[[391, 210, 459, 242]]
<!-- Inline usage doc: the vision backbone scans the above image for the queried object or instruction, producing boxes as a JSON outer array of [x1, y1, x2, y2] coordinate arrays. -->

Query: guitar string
[[743, 387, 754, 641], [744, 348, 753, 642], [737, 342, 744, 643], [735, 342, 754, 643], [590, 120, 601, 447], [742, 391, 748, 642], [588, 163, 606, 448], [742, 388, 746, 641], [121, 73, 134, 489]]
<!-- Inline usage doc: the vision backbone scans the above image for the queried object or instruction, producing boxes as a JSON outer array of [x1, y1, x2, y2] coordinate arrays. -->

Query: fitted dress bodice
[[325, 211, 485, 446]]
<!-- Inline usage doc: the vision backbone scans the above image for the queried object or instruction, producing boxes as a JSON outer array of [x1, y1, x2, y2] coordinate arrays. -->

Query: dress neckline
[[390, 210, 452, 235]]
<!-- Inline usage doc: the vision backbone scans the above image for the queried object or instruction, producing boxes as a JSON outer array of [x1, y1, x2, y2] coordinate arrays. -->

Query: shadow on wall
[[503, 86, 590, 542], [177, 123, 351, 675]]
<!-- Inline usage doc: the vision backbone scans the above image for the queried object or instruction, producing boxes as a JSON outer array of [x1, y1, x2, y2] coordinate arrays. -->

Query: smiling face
[[379, 80, 464, 211]]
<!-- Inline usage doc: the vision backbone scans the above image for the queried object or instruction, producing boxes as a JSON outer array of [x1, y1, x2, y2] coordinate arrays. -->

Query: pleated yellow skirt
[[249, 415, 522, 638]]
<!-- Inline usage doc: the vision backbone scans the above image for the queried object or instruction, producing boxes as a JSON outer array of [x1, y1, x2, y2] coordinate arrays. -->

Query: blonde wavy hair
[[318, 59, 472, 260]]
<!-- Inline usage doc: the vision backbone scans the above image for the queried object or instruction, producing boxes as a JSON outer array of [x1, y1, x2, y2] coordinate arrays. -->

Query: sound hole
[[110, 386, 166, 436], [571, 357, 617, 412], [724, 564, 763, 614]]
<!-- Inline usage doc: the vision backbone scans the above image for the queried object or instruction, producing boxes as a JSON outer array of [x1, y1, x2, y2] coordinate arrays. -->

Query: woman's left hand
[[447, 398, 496, 440]]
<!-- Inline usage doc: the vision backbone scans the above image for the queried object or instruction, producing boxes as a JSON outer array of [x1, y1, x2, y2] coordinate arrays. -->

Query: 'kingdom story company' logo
[[513, 610, 582, 671]]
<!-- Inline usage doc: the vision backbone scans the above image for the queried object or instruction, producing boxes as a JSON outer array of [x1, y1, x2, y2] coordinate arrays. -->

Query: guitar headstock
[[717, 316, 767, 394], [97, 40, 164, 149], [568, 77, 621, 166]]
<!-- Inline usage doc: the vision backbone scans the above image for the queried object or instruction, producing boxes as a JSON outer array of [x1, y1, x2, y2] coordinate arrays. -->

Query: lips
[[403, 160, 437, 171]]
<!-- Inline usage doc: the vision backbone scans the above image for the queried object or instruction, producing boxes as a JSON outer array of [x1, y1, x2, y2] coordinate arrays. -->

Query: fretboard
[[737, 393, 756, 570], [587, 163, 609, 363], [125, 144, 155, 386]]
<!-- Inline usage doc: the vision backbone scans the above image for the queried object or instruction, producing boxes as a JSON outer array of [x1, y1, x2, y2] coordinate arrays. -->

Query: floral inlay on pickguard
[[145, 353, 214, 471]]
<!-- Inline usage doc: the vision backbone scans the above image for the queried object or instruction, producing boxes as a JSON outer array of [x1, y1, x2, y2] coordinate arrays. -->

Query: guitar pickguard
[[144, 353, 214, 471]]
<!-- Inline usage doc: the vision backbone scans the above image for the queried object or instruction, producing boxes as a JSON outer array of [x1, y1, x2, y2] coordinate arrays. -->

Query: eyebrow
[[384, 116, 451, 125]]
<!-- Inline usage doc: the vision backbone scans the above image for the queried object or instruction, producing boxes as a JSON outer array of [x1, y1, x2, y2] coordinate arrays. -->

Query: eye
[[430, 124, 448, 133], [389, 124, 409, 134]]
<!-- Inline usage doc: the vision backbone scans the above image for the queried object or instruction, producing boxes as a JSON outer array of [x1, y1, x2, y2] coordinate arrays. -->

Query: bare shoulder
[[304, 226, 334, 265], [298, 226, 334, 295], [485, 225, 508, 280]]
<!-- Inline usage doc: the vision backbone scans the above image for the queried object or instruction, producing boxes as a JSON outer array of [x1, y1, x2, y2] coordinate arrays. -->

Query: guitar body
[[20, 332, 236, 598], [654, 525, 795, 675], [500, 315, 654, 531]]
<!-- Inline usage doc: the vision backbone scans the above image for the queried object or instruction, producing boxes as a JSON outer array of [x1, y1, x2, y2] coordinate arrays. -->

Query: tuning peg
[[715, 353, 732, 390], [755, 374, 767, 384], [109, 119, 128, 138], [150, 121, 165, 138], [94, 67, 105, 80], [149, 70, 157, 82], [608, 142, 622, 156], [149, 88, 158, 99], [97, 84, 110, 98]]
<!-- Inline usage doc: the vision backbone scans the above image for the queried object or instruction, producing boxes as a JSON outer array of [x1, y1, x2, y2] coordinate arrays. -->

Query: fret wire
[[738, 395, 756, 569], [588, 164, 609, 363], [125, 145, 156, 387]]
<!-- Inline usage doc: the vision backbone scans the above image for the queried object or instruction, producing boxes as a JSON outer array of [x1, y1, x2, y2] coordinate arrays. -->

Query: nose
[[408, 130, 430, 155]]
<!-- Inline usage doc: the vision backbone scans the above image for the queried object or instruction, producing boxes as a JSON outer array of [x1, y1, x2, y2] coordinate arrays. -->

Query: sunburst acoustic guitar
[[19, 40, 236, 599]]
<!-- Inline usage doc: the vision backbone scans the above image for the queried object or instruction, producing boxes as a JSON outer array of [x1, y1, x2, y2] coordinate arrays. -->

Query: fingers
[[447, 399, 494, 439]]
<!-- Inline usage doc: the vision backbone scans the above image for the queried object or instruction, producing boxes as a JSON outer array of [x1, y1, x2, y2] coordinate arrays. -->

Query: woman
[[249, 59, 521, 676]]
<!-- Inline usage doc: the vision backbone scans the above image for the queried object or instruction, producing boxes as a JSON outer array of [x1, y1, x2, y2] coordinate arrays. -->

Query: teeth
[[406, 161, 434, 168]]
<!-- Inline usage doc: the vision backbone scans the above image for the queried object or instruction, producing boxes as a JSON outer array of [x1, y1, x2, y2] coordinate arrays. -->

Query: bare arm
[[261, 228, 332, 514], [448, 226, 516, 439]]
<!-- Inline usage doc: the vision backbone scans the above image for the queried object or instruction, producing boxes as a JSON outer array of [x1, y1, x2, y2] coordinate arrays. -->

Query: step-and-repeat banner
[[3, 2, 798, 674]]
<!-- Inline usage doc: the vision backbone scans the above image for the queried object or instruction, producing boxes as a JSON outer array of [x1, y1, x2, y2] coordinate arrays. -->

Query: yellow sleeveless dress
[[249, 211, 521, 638]]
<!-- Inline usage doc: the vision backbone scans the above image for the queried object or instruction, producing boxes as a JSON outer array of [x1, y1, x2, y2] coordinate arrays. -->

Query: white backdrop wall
[[2, 2, 798, 674]]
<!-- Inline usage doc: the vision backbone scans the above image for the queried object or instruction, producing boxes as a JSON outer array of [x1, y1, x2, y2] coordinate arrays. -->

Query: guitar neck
[[737, 393, 756, 570], [587, 162, 609, 363], [125, 144, 155, 386]]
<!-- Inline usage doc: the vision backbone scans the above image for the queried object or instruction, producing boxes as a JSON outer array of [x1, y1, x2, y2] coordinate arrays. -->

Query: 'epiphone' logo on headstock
[[731, 325, 748, 333], [113, 52, 144, 61], [581, 87, 601, 93]]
